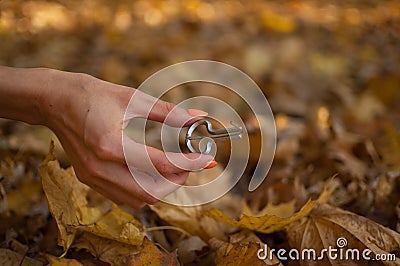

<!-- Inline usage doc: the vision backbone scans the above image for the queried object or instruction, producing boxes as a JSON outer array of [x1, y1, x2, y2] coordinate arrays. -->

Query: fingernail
[[187, 109, 208, 117], [204, 160, 218, 169]]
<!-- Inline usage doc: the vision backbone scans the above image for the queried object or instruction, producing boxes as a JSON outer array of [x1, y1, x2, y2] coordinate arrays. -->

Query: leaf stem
[[145, 226, 191, 237]]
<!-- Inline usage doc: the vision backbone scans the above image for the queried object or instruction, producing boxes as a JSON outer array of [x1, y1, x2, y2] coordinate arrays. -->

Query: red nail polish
[[204, 161, 218, 169]]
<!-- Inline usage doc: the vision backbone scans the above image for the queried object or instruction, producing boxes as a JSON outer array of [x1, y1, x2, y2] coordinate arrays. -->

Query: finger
[[99, 161, 187, 202], [123, 138, 215, 174], [147, 146, 215, 175], [127, 90, 207, 127]]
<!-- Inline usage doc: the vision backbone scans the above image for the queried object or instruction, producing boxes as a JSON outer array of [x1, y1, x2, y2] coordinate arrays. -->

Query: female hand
[[0, 66, 215, 209]]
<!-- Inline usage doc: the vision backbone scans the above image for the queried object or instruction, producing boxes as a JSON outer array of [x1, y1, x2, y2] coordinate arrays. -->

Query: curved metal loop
[[185, 119, 243, 154]]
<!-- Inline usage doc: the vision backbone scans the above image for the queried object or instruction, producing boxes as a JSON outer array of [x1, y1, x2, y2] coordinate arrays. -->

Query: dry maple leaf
[[126, 237, 180, 266], [39, 142, 145, 253], [73, 203, 144, 246], [73, 232, 140, 266], [204, 181, 335, 234], [39, 143, 91, 251], [286, 203, 400, 265], [209, 231, 283, 266]]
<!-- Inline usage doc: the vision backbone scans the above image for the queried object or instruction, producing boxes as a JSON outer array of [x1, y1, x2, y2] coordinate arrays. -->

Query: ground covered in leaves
[[1, 0, 400, 265]]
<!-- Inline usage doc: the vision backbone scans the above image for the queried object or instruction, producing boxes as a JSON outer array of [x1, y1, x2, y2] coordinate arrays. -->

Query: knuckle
[[156, 162, 169, 175], [161, 101, 176, 115], [96, 136, 117, 160]]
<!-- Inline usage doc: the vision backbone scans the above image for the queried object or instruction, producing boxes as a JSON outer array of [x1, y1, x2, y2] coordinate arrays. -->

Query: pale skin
[[0, 66, 217, 209]]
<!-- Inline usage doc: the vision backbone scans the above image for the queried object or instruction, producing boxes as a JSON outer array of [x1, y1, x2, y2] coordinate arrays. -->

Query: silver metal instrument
[[185, 119, 243, 154]]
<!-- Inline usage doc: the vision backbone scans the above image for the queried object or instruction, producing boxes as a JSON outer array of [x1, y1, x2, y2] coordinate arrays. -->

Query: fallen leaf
[[209, 231, 283, 266], [150, 201, 227, 241], [205, 181, 335, 234], [126, 237, 179, 266], [286, 203, 400, 265], [0, 248, 42, 266], [45, 254, 83, 266], [73, 232, 139, 266], [150, 191, 241, 241], [176, 236, 209, 265], [6, 179, 43, 215], [39, 142, 91, 250], [39, 142, 145, 253], [74, 203, 144, 246], [377, 125, 400, 172], [243, 200, 296, 219]]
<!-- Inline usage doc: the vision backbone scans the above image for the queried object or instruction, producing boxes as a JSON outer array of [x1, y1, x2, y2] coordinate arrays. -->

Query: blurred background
[[1, 0, 400, 263]]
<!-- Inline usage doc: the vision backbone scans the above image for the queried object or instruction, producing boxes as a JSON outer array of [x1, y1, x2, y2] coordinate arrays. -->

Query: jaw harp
[[185, 119, 243, 154]]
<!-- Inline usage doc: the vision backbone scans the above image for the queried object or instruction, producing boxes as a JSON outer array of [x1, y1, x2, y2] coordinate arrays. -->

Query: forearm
[[0, 66, 53, 125], [0, 66, 87, 128]]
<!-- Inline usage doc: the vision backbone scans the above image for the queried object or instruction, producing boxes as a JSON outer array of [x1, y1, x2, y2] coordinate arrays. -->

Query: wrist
[[40, 69, 93, 131]]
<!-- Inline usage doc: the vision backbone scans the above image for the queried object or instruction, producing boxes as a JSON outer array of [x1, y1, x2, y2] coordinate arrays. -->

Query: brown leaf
[[209, 232, 283, 266], [286, 203, 400, 265], [73, 232, 139, 266], [149, 192, 241, 241], [0, 248, 42, 266], [176, 236, 209, 265], [150, 201, 226, 241], [0, 182, 7, 214], [377, 125, 400, 172], [126, 238, 179, 266], [45, 254, 83, 266]]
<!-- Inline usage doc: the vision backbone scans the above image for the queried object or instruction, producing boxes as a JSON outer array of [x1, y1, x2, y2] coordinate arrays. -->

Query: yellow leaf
[[74, 204, 144, 246], [209, 232, 283, 266], [286, 203, 400, 265], [45, 254, 83, 266], [6, 179, 43, 215], [73, 232, 140, 266], [126, 238, 179, 266], [39, 142, 145, 253], [205, 181, 336, 234], [39, 142, 90, 250], [242, 200, 296, 218], [261, 11, 296, 33]]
